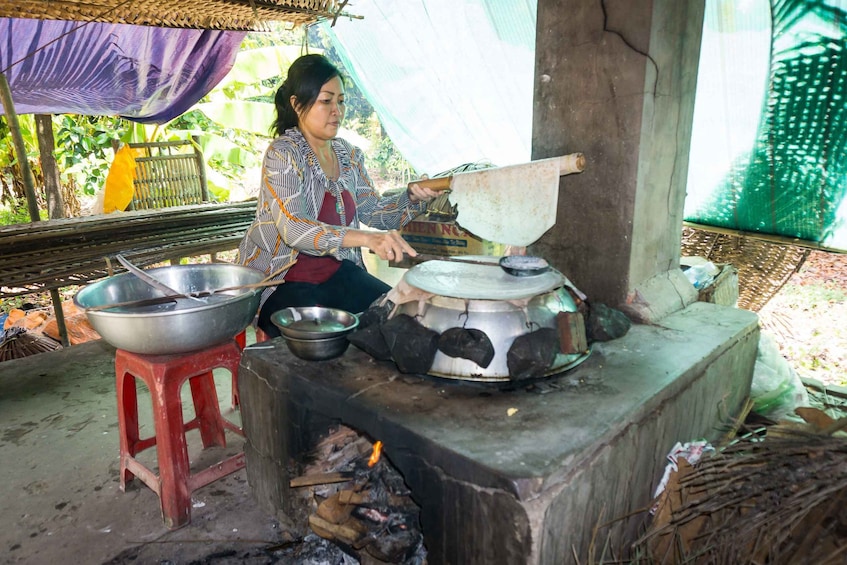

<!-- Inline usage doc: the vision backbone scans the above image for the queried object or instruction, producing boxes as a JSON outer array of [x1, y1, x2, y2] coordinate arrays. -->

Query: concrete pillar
[[532, 0, 705, 321]]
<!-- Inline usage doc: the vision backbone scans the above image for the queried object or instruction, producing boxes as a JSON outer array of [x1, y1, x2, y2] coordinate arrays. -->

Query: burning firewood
[[288, 426, 426, 564], [308, 513, 369, 548]]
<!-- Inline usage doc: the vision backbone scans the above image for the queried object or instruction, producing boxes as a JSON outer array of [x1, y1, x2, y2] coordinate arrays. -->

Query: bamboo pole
[[0, 72, 40, 222]]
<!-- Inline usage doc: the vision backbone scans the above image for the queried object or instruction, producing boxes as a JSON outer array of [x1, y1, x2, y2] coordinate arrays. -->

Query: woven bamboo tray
[[681, 226, 810, 312], [0, 0, 354, 31]]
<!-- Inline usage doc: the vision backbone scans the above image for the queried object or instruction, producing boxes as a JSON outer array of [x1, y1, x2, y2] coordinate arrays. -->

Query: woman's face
[[295, 76, 345, 142]]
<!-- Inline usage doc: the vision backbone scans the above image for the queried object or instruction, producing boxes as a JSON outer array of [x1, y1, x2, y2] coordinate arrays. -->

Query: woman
[[237, 54, 438, 337]]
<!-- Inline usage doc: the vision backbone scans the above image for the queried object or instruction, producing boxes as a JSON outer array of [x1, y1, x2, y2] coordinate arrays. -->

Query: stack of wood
[[4, 301, 101, 347], [289, 426, 426, 564]]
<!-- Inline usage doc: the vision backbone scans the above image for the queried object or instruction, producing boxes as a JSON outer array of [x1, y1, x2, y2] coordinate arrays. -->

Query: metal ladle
[[115, 254, 207, 304]]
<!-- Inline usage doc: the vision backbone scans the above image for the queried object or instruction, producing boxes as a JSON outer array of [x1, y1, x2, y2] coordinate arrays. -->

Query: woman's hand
[[407, 175, 440, 203], [366, 229, 417, 262]]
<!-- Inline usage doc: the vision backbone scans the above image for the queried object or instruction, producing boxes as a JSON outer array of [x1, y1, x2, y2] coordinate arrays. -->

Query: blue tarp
[[0, 18, 245, 123]]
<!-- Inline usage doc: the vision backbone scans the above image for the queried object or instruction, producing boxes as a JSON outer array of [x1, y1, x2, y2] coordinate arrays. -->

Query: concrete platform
[[239, 301, 759, 564], [0, 337, 285, 565]]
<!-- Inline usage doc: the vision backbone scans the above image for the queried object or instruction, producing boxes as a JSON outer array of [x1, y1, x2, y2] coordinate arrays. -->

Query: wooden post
[[36, 114, 70, 347], [35, 114, 65, 220]]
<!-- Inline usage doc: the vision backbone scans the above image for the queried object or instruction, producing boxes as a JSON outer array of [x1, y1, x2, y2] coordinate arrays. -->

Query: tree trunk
[[35, 114, 65, 220]]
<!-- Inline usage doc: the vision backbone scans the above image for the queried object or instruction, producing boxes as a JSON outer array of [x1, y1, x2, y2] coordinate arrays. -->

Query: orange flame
[[368, 440, 383, 467]]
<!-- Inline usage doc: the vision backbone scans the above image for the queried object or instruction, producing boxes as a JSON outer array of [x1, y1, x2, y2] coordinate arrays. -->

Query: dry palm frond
[[637, 426, 847, 564], [0, 327, 62, 362]]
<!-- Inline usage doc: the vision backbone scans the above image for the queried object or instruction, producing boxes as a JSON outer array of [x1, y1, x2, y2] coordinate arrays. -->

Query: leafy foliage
[[54, 115, 127, 196], [0, 202, 45, 224]]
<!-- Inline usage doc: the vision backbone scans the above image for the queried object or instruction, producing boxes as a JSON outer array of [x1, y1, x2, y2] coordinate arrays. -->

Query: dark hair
[[271, 54, 344, 137]]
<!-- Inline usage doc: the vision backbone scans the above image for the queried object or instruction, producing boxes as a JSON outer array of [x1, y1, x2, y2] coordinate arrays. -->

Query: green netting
[[685, 0, 847, 250]]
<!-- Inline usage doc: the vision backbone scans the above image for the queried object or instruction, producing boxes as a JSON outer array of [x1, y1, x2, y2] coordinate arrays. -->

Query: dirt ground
[[758, 249, 847, 387]]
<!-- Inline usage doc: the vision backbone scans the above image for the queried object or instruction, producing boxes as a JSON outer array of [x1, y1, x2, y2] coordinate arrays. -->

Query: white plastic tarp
[[323, 0, 536, 175]]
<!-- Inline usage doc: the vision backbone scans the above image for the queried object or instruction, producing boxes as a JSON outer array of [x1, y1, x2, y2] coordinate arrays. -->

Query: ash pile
[[288, 426, 427, 564]]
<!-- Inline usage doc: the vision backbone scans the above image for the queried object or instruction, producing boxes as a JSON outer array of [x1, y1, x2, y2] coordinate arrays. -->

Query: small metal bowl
[[271, 307, 359, 340], [270, 307, 359, 360], [282, 335, 352, 361]]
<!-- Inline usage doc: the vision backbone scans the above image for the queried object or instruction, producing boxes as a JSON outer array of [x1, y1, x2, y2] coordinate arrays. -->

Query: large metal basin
[[73, 263, 265, 355]]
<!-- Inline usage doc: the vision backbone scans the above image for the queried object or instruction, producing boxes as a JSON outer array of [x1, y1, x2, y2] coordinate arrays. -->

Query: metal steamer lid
[[403, 258, 566, 300]]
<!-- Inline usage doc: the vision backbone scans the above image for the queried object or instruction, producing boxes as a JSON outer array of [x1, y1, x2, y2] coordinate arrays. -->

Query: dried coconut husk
[[0, 327, 62, 362], [639, 410, 847, 564]]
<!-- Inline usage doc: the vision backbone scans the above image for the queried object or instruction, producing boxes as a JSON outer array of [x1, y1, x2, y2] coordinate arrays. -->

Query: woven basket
[[681, 226, 810, 312]]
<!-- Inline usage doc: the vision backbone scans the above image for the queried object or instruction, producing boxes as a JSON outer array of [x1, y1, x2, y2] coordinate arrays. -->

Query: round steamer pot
[[394, 286, 589, 382]]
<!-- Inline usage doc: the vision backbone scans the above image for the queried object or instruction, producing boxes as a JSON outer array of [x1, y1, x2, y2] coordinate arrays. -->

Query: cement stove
[[238, 302, 758, 564]]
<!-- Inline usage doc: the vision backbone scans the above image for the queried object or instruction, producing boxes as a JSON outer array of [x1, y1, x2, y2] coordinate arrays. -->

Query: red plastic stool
[[232, 327, 270, 409], [115, 339, 244, 529]]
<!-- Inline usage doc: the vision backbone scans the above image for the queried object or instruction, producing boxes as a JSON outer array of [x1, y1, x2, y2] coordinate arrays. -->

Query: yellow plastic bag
[[102, 145, 138, 213]]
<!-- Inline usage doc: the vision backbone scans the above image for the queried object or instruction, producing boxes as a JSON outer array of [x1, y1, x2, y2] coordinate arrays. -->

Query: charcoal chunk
[[358, 299, 393, 329], [348, 325, 393, 360], [506, 328, 560, 380], [586, 302, 631, 342], [437, 327, 495, 368], [381, 315, 439, 374]]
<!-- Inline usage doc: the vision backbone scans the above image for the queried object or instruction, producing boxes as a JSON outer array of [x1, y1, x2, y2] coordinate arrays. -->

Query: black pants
[[258, 259, 391, 337]]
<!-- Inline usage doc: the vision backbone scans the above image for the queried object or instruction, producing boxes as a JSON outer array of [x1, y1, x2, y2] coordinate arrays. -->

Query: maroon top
[[285, 188, 356, 283]]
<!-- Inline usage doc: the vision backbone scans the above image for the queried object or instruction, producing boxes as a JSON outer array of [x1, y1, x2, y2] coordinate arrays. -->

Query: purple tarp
[[0, 18, 245, 123]]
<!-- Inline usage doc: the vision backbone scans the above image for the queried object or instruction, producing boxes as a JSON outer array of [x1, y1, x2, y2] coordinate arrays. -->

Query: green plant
[[0, 202, 46, 224], [0, 114, 40, 204], [777, 282, 847, 308], [54, 115, 127, 196]]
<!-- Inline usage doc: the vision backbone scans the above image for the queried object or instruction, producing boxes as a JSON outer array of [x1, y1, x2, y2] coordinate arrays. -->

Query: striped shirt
[[236, 127, 427, 307]]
